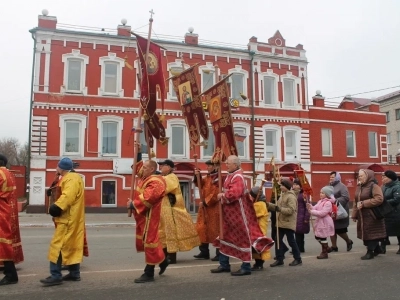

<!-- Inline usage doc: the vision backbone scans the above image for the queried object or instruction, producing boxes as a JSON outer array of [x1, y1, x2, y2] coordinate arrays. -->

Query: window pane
[[263, 77, 274, 105], [387, 133, 391, 144], [65, 121, 80, 153], [396, 109, 400, 120], [385, 112, 390, 122], [368, 132, 377, 157], [234, 127, 246, 157], [102, 181, 116, 205], [105, 62, 118, 94], [397, 131, 400, 142], [265, 130, 276, 158], [283, 79, 295, 106], [172, 126, 184, 155], [231, 73, 244, 101], [102, 122, 117, 154], [203, 128, 215, 157], [321, 129, 332, 156], [346, 130, 355, 156], [285, 130, 296, 157], [202, 71, 214, 92], [67, 60, 81, 91]]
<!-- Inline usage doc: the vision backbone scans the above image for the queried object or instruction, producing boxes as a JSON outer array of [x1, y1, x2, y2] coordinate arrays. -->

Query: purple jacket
[[309, 198, 335, 238], [295, 190, 310, 234]]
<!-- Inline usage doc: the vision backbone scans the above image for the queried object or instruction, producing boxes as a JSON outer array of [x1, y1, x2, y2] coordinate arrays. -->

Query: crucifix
[[149, 9, 155, 19]]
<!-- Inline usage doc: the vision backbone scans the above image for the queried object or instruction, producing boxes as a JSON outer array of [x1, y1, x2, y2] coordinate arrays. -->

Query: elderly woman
[[380, 170, 400, 254], [352, 169, 386, 260]]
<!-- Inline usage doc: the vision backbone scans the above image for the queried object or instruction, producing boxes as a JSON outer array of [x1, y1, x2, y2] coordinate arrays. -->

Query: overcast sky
[[1, 0, 399, 144]]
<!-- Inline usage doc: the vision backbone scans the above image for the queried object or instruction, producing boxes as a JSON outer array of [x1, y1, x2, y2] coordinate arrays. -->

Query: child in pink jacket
[[306, 186, 335, 259]]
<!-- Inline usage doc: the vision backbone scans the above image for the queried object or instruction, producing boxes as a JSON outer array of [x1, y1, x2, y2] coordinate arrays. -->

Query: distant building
[[26, 11, 400, 212]]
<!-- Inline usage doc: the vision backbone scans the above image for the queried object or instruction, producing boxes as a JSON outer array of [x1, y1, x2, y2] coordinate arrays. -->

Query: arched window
[[59, 114, 87, 156], [61, 50, 89, 94]]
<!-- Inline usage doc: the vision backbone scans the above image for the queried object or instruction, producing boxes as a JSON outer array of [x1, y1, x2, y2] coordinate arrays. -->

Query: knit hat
[[384, 170, 398, 181], [280, 179, 292, 190], [321, 185, 334, 198], [0, 153, 8, 166], [293, 178, 302, 187], [58, 157, 73, 171], [249, 186, 266, 201]]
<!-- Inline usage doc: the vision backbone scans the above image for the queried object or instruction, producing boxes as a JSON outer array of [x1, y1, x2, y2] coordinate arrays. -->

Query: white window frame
[[368, 132, 378, 158], [97, 115, 123, 157], [262, 124, 282, 161], [228, 65, 249, 106], [346, 130, 356, 157], [199, 62, 217, 93], [98, 52, 125, 97], [259, 70, 279, 108], [283, 126, 301, 161], [167, 119, 190, 159], [101, 179, 117, 208], [280, 72, 301, 109], [167, 60, 190, 100], [387, 133, 391, 145], [132, 118, 157, 159], [59, 114, 87, 157], [61, 50, 89, 95], [321, 128, 333, 157], [233, 122, 250, 159], [200, 125, 214, 159]]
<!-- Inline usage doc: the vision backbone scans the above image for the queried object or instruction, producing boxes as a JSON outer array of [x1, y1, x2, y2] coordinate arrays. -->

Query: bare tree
[[0, 137, 29, 167]]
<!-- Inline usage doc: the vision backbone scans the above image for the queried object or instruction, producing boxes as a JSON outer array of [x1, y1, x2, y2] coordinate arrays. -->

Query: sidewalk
[[18, 212, 198, 228]]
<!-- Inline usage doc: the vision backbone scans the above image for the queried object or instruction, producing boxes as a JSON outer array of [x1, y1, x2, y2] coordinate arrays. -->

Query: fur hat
[[384, 170, 398, 182], [280, 179, 293, 190], [0, 153, 8, 166], [58, 157, 73, 171], [321, 185, 334, 198]]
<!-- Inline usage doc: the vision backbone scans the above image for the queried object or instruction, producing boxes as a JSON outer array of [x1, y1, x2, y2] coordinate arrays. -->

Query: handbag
[[371, 199, 393, 220], [335, 201, 348, 220]]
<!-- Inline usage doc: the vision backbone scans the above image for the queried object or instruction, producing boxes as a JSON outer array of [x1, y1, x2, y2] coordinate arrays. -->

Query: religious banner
[[201, 76, 238, 163], [171, 65, 209, 145], [134, 33, 168, 144]]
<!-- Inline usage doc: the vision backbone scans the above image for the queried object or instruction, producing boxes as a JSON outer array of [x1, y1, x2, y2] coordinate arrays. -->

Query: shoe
[[231, 269, 251, 276], [0, 276, 18, 286], [361, 250, 374, 260], [251, 265, 264, 271], [270, 260, 284, 267], [373, 246, 383, 256], [347, 240, 353, 252], [134, 273, 154, 283], [40, 276, 63, 286], [168, 253, 177, 264], [193, 252, 210, 260], [211, 256, 219, 261], [327, 246, 338, 253], [289, 259, 302, 266], [62, 274, 81, 281], [159, 259, 169, 275], [210, 266, 230, 273]]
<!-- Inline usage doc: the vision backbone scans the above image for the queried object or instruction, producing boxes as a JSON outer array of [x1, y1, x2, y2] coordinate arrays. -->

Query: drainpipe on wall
[[249, 50, 256, 184], [27, 30, 37, 205]]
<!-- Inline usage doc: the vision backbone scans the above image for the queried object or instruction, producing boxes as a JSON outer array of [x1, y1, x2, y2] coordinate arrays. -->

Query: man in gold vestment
[[40, 157, 85, 286], [158, 159, 200, 263]]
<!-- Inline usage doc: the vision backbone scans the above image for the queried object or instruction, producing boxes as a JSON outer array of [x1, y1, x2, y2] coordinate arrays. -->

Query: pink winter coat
[[309, 198, 335, 238]]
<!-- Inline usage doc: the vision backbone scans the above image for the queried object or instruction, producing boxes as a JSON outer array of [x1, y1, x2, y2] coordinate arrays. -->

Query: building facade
[[26, 11, 400, 212]]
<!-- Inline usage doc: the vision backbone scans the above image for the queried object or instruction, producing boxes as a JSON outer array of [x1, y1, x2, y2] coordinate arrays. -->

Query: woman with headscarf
[[380, 170, 400, 254], [352, 169, 386, 260]]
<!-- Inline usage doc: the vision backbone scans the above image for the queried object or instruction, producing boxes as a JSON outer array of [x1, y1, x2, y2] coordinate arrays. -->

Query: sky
[[1, 0, 400, 144]]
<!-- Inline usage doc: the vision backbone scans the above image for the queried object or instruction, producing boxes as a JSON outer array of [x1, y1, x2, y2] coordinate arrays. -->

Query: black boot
[[380, 243, 386, 254], [374, 245, 383, 256], [361, 250, 374, 260], [211, 248, 220, 261], [168, 252, 177, 264], [251, 259, 264, 271]]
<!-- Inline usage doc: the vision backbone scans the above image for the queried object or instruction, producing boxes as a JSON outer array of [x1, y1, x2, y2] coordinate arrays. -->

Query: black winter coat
[[383, 180, 400, 236]]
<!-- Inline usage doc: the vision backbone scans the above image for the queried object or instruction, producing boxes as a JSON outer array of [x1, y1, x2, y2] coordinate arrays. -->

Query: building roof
[[376, 90, 400, 102], [338, 97, 372, 109]]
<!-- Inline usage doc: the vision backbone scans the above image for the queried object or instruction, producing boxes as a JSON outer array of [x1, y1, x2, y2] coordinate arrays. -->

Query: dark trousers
[[272, 225, 289, 253], [3, 261, 18, 281], [364, 239, 380, 251], [144, 264, 155, 277], [276, 228, 301, 261], [295, 233, 305, 252], [199, 243, 219, 256]]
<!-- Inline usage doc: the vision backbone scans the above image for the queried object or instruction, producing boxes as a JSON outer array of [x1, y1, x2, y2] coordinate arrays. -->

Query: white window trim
[[97, 115, 123, 157], [200, 125, 213, 160], [262, 124, 282, 161], [98, 52, 125, 97], [198, 63, 217, 92], [233, 122, 251, 159], [346, 130, 357, 157], [101, 179, 117, 208], [321, 128, 333, 157], [228, 65, 249, 106], [61, 50, 89, 95], [167, 60, 190, 101], [369, 132, 378, 158], [280, 72, 301, 109], [283, 125, 301, 162], [132, 118, 157, 159], [259, 70, 279, 108], [133, 59, 140, 99], [59, 114, 87, 157], [167, 118, 190, 159]]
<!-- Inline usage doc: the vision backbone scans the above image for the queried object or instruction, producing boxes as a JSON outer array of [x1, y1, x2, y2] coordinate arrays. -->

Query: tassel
[[151, 149, 156, 158], [159, 112, 165, 123]]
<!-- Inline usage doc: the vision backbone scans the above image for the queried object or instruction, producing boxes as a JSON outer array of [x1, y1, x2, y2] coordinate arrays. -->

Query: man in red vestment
[[0, 154, 24, 285], [211, 155, 274, 276], [127, 160, 168, 283]]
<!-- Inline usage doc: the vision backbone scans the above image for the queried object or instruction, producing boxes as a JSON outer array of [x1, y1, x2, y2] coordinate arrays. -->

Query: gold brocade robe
[[195, 173, 220, 243], [48, 172, 85, 265], [253, 201, 271, 261], [159, 173, 200, 252]]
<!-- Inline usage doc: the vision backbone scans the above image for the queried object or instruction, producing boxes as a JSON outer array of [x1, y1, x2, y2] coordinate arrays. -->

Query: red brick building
[[26, 11, 400, 212]]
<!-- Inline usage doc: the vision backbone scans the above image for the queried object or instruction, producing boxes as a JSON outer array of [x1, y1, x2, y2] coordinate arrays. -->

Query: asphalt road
[[1, 224, 400, 300]]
